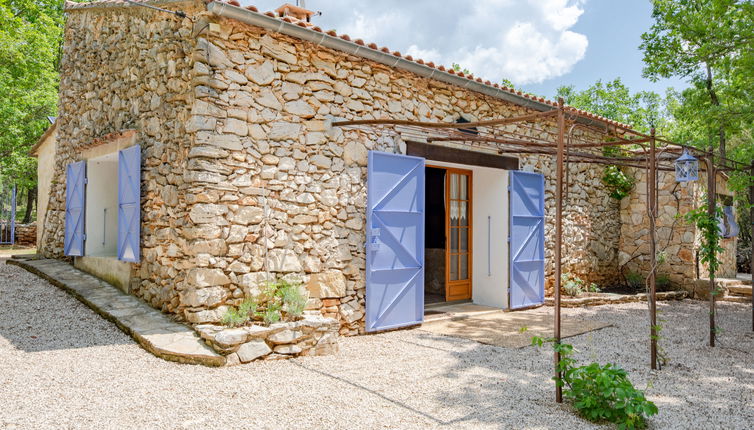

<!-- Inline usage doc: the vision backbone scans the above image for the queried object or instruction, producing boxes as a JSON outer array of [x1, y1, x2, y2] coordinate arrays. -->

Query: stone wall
[[43, 3, 201, 316], [179, 12, 621, 334], [519, 155, 621, 294], [619, 169, 737, 289], [14, 223, 37, 246], [48, 2, 622, 336]]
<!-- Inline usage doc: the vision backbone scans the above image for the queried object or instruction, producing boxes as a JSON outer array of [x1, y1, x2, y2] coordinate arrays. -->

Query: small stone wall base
[[195, 313, 340, 363]]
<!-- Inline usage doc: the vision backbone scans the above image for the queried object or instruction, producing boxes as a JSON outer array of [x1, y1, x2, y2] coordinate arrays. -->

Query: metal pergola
[[333, 98, 754, 402]]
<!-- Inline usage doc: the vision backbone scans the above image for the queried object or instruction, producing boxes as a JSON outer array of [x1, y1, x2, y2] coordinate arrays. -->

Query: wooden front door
[[445, 169, 472, 301]]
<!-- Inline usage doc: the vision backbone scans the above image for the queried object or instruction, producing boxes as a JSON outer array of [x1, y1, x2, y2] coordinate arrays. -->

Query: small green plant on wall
[[532, 336, 658, 429], [221, 278, 308, 327]]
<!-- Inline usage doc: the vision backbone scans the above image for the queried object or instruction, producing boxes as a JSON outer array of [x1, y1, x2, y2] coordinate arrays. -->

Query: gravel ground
[[1, 261, 752, 430]]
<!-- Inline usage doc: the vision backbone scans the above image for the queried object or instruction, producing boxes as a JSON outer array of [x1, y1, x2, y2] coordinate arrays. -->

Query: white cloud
[[248, 0, 589, 85]]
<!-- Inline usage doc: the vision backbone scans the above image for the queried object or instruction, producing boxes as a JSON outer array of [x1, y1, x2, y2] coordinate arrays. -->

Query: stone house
[[40, 0, 736, 336]]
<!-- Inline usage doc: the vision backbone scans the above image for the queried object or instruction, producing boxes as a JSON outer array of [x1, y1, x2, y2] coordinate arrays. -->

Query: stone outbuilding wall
[[46, 1, 635, 336], [42, 3, 202, 315], [619, 168, 737, 289]]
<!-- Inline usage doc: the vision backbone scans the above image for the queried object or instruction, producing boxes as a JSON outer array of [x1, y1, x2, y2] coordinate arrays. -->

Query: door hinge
[[84, 178, 89, 184], [82, 234, 87, 240]]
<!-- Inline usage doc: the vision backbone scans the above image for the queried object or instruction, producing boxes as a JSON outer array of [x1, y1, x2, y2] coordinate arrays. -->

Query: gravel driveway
[[1, 261, 752, 429]]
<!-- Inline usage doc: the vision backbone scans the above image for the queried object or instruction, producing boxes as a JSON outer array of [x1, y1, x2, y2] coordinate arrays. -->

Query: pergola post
[[554, 98, 565, 403], [750, 161, 753, 331], [648, 128, 658, 369], [706, 157, 717, 347]]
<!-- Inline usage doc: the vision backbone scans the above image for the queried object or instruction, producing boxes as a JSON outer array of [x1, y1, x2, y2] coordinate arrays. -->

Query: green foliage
[[221, 306, 249, 328], [561, 273, 600, 296], [262, 302, 282, 325], [532, 336, 658, 429], [556, 78, 669, 134], [0, 1, 69, 189], [278, 281, 307, 317], [602, 165, 636, 200], [655, 274, 671, 291], [238, 298, 258, 318], [684, 198, 725, 279], [625, 271, 644, 290], [555, 79, 648, 201], [641, 0, 754, 167], [221, 278, 307, 327], [451, 63, 470, 75]]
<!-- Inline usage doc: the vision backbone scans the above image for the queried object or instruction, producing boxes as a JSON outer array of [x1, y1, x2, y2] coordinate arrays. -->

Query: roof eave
[[29, 120, 57, 157]]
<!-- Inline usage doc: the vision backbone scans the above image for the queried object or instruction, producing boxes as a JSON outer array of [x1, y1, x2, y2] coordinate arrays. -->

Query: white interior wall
[[426, 160, 510, 309], [85, 152, 119, 257], [471, 167, 509, 308]]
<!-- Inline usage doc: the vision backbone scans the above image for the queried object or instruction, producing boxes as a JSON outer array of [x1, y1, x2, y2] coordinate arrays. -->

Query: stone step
[[719, 295, 751, 303], [728, 285, 752, 296], [7, 258, 225, 366]]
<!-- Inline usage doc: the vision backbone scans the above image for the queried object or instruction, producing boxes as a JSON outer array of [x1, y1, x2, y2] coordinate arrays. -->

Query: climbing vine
[[684, 197, 724, 281], [603, 165, 636, 200], [601, 146, 636, 200]]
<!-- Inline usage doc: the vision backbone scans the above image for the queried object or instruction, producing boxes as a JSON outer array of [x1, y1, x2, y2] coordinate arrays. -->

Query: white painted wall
[[471, 167, 509, 309], [85, 152, 119, 257], [425, 161, 510, 309]]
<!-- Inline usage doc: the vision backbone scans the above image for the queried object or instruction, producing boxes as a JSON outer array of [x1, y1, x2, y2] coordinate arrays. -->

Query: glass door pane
[[448, 172, 470, 282]]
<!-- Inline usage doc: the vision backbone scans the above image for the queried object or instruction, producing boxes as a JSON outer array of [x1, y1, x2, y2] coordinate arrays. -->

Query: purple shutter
[[723, 206, 739, 238], [509, 171, 545, 309], [64, 161, 86, 256], [366, 150, 425, 332], [118, 145, 141, 262]]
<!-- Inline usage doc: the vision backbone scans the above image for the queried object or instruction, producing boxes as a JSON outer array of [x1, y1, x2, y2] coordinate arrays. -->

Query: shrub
[[625, 271, 644, 290], [561, 273, 600, 296], [532, 337, 658, 429], [278, 281, 307, 317], [221, 306, 249, 327], [263, 302, 282, 325], [655, 274, 671, 292], [221, 278, 307, 327]]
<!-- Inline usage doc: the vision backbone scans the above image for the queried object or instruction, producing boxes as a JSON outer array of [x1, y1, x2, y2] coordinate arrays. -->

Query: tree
[[0, 1, 66, 220], [640, 0, 754, 160], [556, 78, 669, 134]]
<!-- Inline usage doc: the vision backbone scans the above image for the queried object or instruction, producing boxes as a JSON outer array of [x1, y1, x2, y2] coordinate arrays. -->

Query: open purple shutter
[[118, 145, 141, 262], [64, 161, 86, 256], [509, 171, 545, 309], [723, 206, 739, 238], [366, 150, 425, 332]]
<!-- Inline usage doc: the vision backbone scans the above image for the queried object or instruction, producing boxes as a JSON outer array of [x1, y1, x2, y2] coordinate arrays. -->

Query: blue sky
[[524, 0, 687, 97], [244, 1, 688, 98]]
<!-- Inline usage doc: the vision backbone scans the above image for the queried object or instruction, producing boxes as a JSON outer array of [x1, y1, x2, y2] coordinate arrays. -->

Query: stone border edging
[[7, 258, 225, 367], [544, 291, 688, 308]]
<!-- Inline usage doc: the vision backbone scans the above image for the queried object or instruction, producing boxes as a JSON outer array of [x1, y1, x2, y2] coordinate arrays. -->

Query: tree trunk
[[705, 64, 726, 162], [22, 186, 35, 224]]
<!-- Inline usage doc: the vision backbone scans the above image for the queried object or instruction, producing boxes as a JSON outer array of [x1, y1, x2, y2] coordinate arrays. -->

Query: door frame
[[427, 164, 473, 302]]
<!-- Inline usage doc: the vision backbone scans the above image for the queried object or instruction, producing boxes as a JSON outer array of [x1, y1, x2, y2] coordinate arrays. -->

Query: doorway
[[424, 166, 472, 304]]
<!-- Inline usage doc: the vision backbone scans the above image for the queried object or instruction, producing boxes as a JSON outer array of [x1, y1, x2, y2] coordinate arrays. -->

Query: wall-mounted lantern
[[675, 149, 699, 182]]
